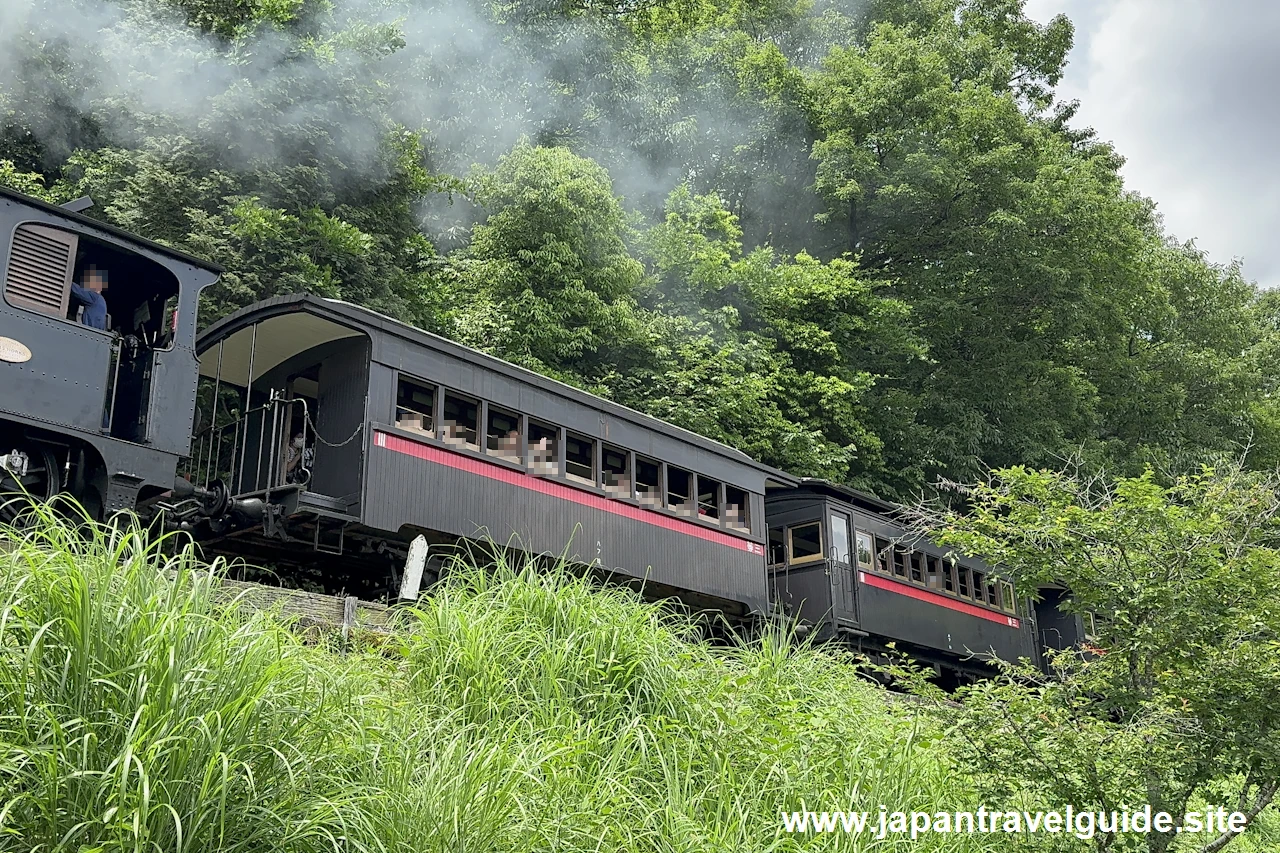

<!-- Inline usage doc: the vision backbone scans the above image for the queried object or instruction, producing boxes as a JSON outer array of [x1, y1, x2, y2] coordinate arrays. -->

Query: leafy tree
[[916, 464, 1280, 853]]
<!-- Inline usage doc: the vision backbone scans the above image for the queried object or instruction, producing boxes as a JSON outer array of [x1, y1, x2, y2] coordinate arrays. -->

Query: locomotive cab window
[[602, 444, 630, 497], [788, 522, 823, 564], [636, 456, 662, 507], [528, 420, 558, 474], [565, 432, 596, 486], [4, 224, 180, 348], [724, 485, 749, 532], [395, 379, 435, 434], [440, 393, 479, 449], [486, 406, 522, 462]]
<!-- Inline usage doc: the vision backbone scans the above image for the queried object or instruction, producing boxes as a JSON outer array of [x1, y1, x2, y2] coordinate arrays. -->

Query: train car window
[[440, 393, 479, 449], [892, 546, 907, 578], [4, 223, 77, 318], [485, 405, 522, 462], [696, 476, 721, 521], [969, 570, 985, 602], [925, 555, 943, 590], [1000, 581, 1016, 614], [909, 552, 924, 584], [602, 444, 631, 497], [1083, 611, 1098, 640], [875, 537, 892, 573], [855, 531, 874, 570], [528, 420, 558, 474], [636, 456, 662, 507], [768, 527, 786, 565], [986, 581, 999, 607], [944, 561, 956, 594], [667, 467, 695, 516], [724, 485, 749, 532], [565, 432, 596, 486], [958, 566, 971, 598], [395, 379, 435, 434], [788, 522, 823, 564], [828, 514, 851, 562]]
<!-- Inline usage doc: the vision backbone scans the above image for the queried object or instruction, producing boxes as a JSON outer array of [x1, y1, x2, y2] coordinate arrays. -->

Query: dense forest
[[3, 0, 1278, 500]]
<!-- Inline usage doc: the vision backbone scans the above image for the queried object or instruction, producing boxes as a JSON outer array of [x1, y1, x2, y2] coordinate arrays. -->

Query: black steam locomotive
[[0, 187, 1088, 680]]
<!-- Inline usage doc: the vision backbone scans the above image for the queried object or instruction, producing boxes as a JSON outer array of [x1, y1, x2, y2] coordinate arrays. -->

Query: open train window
[[636, 456, 662, 507], [696, 476, 721, 520], [768, 527, 785, 565], [486, 405, 521, 462], [892, 546, 907, 578], [602, 444, 630, 497], [855, 531, 874, 570], [788, 522, 823, 564], [395, 378, 435, 434], [724, 485, 749, 532], [875, 537, 891, 573], [1000, 581, 1016, 614], [565, 432, 596, 486], [925, 555, 943, 590], [528, 420, 558, 474], [667, 467, 694, 516], [957, 566, 971, 598], [440, 393, 479, 449], [909, 552, 924, 584]]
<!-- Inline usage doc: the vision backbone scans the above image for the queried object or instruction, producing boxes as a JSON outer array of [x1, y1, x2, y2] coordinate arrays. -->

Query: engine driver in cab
[[69, 263, 110, 331]]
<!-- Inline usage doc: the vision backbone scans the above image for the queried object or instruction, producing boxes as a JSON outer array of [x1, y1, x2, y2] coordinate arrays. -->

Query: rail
[[183, 392, 313, 497]]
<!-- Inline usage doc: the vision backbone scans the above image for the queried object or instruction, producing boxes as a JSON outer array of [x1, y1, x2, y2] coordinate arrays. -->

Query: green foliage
[[0, 511, 1000, 852], [2, 0, 1278, 498], [918, 464, 1280, 852]]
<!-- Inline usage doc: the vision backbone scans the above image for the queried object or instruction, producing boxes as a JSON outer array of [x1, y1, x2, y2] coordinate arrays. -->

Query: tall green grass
[[0, 507, 1002, 852]]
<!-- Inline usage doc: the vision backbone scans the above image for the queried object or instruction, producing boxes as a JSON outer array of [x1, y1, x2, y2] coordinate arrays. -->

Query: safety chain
[[304, 408, 365, 448]]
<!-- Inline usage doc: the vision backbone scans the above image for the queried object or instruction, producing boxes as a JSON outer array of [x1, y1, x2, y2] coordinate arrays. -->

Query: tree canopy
[[2, 0, 1277, 499]]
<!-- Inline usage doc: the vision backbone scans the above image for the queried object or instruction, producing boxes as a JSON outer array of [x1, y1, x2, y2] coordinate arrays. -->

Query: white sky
[[1023, 0, 1280, 289]]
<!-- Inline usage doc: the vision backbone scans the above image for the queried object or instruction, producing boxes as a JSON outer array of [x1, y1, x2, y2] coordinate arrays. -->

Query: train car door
[[829, 510, 857, 624]]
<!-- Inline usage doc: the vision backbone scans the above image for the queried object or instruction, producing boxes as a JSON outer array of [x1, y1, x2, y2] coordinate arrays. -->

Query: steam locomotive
[[0, 186, 1088, 682]]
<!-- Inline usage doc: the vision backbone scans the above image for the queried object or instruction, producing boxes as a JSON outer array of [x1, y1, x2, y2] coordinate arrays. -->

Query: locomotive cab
[[0, 189, 220, 516]]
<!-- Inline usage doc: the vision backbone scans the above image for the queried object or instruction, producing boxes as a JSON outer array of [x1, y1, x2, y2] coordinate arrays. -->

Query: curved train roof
[[198, 293, 798, 481]]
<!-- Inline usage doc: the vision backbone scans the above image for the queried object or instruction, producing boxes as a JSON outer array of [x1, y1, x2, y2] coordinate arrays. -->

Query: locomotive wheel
[[0, 444, 60, 524]]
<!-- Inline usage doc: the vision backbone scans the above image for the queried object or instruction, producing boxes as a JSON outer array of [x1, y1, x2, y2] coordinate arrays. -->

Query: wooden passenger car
[[188, 294, 792, 612], [767, 480, 1044, 681]]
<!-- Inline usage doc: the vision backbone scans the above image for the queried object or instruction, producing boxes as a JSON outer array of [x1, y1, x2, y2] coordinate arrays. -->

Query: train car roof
[[782, 477, 903, 515], [0, 186, 224, 273], [197, 292, 800, 482]]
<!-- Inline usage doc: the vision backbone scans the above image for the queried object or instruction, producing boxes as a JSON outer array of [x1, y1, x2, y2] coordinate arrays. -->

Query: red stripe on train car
[[374, 430, 766, 554], [859, 571, 1021, 628]]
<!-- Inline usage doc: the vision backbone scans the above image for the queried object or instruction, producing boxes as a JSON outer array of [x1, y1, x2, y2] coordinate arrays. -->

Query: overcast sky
[[1023, 0, 1280, 289]]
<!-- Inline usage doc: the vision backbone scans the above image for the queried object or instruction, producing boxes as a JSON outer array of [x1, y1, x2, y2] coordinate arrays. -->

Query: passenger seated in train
[[69, 263, 110, 330], [284, 431, 313, 484]]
